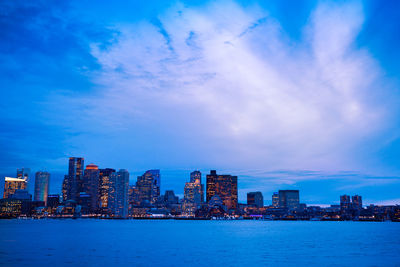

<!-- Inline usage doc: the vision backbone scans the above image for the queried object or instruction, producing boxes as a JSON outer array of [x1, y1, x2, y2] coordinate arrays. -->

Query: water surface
[[0, 220, 399, 266]]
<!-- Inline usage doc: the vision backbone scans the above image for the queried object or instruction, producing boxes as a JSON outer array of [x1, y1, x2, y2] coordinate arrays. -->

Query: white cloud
[[84, 1, 390, 171]]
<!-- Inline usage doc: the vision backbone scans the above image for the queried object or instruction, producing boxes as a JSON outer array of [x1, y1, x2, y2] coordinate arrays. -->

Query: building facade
[[108, 169, 129, 218], [82, 164, 100, 213], [34, 171, 50, 205], [99, 168, 116, 212], [62, 157, 84, 202], [272, 192, 279, 207], [206, 170, 238, 210], [247, 192, 264, 208], [135, 170, 161, 205], [3, 177, 28, 199], [278, 190, 300, 210]]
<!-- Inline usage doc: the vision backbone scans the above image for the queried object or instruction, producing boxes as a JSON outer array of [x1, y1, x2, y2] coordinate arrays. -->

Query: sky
[[1, 0, 400, 205]]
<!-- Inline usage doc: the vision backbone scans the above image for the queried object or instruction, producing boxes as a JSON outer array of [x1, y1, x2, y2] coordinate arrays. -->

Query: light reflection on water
[[0, 220, 399, 266]]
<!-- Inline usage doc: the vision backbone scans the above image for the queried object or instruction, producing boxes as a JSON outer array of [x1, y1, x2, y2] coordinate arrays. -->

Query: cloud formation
[[82, 1, 393, 171]]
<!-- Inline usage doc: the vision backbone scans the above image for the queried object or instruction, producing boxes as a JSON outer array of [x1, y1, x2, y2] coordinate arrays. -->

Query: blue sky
[[1, 0, 400, 205]]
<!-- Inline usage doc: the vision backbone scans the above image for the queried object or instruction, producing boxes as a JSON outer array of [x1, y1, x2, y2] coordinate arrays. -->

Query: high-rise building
[[34, 171, 50, 205], [247, 192, 264, 208], [190, 171, 204, 203], [278, 190, 300, 210], [136, 170, 161, 205], [164, 190, 179, 204], [108, 169, 129, 218], [183, 173, 203, 215], [3, 177, 28, 199], [63, 157, 84, 202], [82, 164, 100, 213], [99, 168, 116, 211], [340, 195, 351, 211], [272, 192, 279, 207], [352, 195, 362, 210], [206, 170, 238, 210]]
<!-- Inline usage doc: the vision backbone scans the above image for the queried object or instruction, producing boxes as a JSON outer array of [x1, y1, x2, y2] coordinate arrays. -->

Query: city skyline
[[1, 0, 400, 206]]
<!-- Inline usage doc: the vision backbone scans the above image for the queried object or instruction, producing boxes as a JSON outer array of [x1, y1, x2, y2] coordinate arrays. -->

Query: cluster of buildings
[[1, 157, 400, 221]]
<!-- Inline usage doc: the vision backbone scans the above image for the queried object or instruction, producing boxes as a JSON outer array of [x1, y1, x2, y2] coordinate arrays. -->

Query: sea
[[0, 219, 399, 266]]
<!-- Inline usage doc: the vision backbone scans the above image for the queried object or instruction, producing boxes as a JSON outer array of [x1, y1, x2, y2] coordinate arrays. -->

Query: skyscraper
[[247, 192, 264, 208], [99, 168, 116, 212], [3, 177, 28, 199], [136, 170, 161, 205], [340, 195, 351, 211], [183, 172, 203, 216], [352, 195, 362, 210], [272, 192, 279, 207], [63, 157, 84, 202], [34, 171, 50, 205], [278, 190, 300, 210], [82, 164, 100, 213], [108, 169, 129, 218], [190, 170, 204, 203], [206, 170, 238, 210]]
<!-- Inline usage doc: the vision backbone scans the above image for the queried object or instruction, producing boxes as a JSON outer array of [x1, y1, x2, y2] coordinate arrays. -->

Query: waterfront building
[[10, 190, 31, 200], [206, 170, 238, 210], [272, 192, 279, 207], [135, 170, 161, 205], [247, 192, 264, 208], [62, 157, 84, 202], [190, 171, 204, 203], [183, 174, 203, 216], [82, 164, 100, 213], [278, 190, 300, 210], [17, 168, 30, 187], [34, 171, 50, 205], [340, 195, 351, 211], [352, 195, 362, 210], [108, 169, 129, 218], [3, 177, 28, 199], [99, 168, 116, 212]]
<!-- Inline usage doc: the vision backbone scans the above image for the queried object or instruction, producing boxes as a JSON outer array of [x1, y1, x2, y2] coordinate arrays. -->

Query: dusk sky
[[1, 0, 400, 205]]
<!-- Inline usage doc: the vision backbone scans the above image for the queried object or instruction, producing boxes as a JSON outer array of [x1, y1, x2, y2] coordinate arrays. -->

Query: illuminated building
[[206, 170, 238, 210], [63, 157, 84, 202], [3, 177, 28, 199], [272, 192, 279, 207], [17, 168, 30, 187], [352, 195, 362, 210], [34, 171, 50, 205], [183, 173, 203, 216], [136, 170, 161, 205], [190, 171, 204, 203], [82, 164, 100, 213], [247, 192, 264, 208], [0, 199, 23, 217], [99, 168, 115, 212], [164, 190, 179, 204], [340, 195, 351, 211], [108, 169, 129, 218], [278, 190, 300, 210]]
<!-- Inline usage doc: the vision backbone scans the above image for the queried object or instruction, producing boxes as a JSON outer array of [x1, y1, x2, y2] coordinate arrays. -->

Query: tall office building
[[34, 171, 50, 205], [247, 192, 264, 208], [206, 170, 238, 210], [3, 177, 28, 199], [352, 195, 362, 210], [82, 164, 100, 213], [183, 172, 203, 215], [108, 169, 129, 218], [99, 168, 116, 211], [278, 190, 300, 210], [190, 171, 204, 203], [136, 170, 161, 205], [272, 192, 279, 207], [340, 195, 351, 211], [62, 157, 84, 202]]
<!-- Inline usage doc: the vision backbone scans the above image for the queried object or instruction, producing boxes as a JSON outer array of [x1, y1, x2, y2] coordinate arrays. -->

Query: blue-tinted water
[[0, 220, 399, 266]]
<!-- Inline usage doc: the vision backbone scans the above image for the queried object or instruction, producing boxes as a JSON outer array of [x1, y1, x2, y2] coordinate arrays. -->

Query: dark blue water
[[0, 220, 399, 266]]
